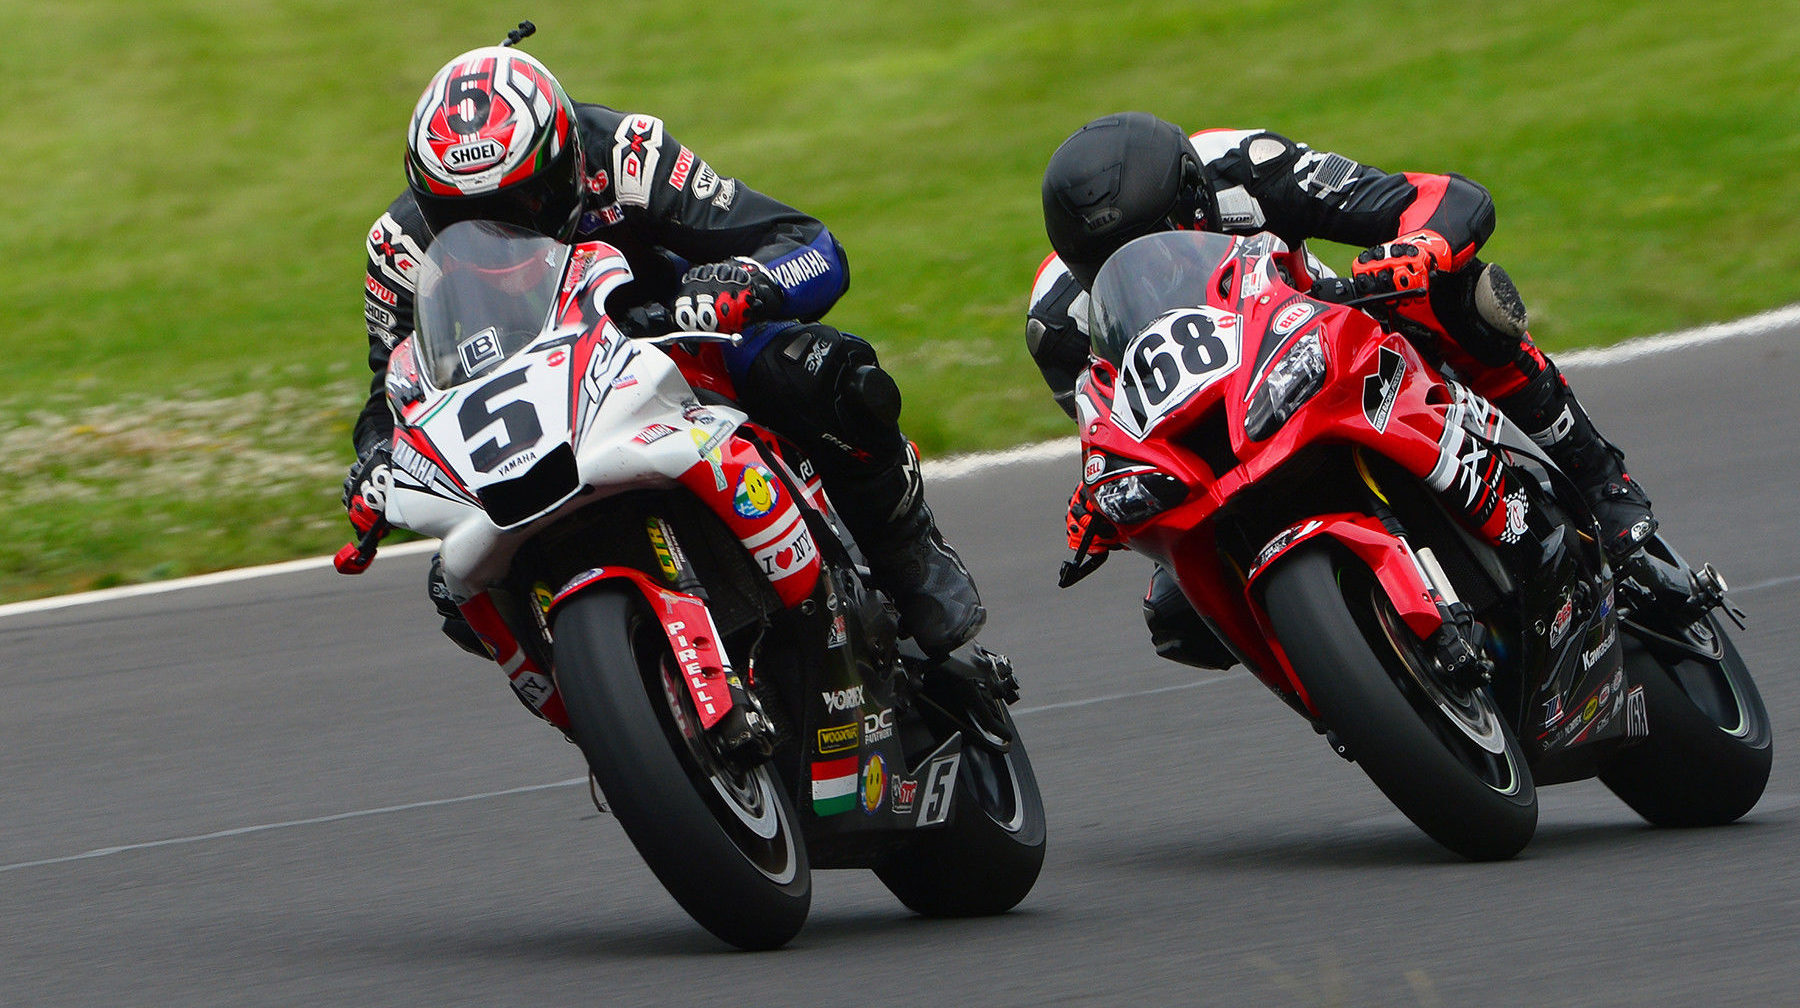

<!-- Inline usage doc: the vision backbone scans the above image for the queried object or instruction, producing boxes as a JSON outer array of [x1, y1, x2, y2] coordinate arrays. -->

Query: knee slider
[[758, 324, 903, 465], [1473, 263, 1529, 340]]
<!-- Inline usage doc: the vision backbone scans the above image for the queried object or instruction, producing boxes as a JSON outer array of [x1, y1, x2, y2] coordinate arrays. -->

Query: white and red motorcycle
[[336, 221, 1044, 951]]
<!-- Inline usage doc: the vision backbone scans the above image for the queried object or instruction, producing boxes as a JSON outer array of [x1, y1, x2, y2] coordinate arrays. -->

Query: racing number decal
[[917, 753, 962, 827], [443, 72, 493, 133], [1117, 307, 1242, 438], [1129, 312, 1230, 404], [459, 369, 544, 472]]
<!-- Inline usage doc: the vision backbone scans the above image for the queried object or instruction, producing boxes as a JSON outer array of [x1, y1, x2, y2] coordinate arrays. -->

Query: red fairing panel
[[675, 431, 823, 607]]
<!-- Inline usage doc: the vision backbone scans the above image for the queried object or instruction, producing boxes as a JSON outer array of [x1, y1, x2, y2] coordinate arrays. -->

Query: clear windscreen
[[412, 220, 571, 387], [1086, 230, 1240, 367]]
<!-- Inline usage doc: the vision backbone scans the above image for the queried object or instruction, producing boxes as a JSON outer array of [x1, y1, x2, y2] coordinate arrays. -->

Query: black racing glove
[[670, 258, 783, 333], [341, 446, 393, 536]]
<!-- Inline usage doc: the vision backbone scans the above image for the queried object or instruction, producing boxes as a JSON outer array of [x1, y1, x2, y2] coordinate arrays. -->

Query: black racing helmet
[[1042, 112, 1208, 291]]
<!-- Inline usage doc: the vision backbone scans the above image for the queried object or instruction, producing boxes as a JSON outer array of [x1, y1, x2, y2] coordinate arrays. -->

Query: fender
[[1245, 512, 1445, 643], [548, 566, 741, 731]]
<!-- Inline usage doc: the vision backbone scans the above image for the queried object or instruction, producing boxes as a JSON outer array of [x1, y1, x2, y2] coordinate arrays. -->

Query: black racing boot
[[1495, 364, 1657, 561], [1144, 565, 1238, 669], [429, 553, 490, 659], [827, 446, 986, 656]]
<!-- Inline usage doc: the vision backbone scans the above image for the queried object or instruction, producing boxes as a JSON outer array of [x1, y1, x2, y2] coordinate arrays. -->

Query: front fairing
[[380, 223, 749, 585]]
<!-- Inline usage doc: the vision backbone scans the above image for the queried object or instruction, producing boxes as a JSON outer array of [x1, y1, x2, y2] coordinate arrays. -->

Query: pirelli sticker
[[817, 722, 860, 755]]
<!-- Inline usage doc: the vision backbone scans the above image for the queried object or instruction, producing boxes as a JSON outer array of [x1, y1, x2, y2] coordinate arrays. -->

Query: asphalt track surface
[[5, 321, 1797, 1006]]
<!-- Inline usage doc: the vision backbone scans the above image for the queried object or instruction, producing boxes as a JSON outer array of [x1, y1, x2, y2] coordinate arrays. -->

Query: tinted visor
[[415, 138, 585, 242]]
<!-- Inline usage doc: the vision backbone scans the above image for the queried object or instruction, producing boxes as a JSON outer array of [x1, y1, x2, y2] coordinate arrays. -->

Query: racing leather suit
[[359, 103, 982, 657], [1028, 128, 1534, 415], [1028, 128, 1654, 667]]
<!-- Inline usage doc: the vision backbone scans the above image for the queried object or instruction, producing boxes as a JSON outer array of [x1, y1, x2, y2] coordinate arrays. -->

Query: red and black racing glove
[[1351, 229, 1454, 298], [670, 258, 784, 334], [1066, 485, 1124, 555], [341, 446, 393, 536]]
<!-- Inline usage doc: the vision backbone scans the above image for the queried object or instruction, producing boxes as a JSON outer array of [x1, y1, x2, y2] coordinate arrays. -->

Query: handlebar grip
[[334, 519, 389, 575], [335, 541, 374, 575]]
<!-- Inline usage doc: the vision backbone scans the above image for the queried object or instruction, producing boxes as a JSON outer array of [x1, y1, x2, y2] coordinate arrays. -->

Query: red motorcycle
[[1060, 230, 1770, 860]]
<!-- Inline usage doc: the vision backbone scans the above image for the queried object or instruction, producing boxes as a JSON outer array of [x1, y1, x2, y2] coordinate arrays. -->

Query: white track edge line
[[4, 302, 1794, 619], [0, 676, 1238, 874]]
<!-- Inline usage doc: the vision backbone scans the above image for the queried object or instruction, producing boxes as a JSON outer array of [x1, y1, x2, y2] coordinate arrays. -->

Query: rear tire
[[1599, 614, 1772, 826], [554, 587, 810, 951], [874, 704, 1046, 916], [1263, 545, 1537, 861]]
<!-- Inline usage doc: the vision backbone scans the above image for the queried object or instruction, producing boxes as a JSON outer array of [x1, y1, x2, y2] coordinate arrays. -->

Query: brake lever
[[334, 519, 389, 575], [1058, 548, 1109, 588], [637, 330, 745, 349]]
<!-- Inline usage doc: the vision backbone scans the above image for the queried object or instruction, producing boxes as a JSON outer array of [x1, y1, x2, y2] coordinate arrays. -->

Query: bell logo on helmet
[[1083, 207, 1123, 232]]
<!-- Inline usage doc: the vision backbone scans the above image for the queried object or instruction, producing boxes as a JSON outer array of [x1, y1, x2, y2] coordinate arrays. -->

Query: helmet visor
[[414, 138, 585, 242]]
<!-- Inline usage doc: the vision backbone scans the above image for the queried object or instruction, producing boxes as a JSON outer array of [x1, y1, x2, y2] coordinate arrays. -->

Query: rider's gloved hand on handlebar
[[670, 258, 783, 334], [342, 445, 393, 536], [1066, 486, 1124, 555], [1351, 229, 1454, 298]]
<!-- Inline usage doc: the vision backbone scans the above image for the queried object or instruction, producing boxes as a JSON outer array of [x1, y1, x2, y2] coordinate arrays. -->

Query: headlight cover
[[1093, 470, 1189, 526], [1244, 330, 1326, 441]]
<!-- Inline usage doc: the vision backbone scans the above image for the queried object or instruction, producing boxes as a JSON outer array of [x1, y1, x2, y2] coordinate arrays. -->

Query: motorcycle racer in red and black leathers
[[347, 44, 983, 659], [1027, 112, 1655, 669]]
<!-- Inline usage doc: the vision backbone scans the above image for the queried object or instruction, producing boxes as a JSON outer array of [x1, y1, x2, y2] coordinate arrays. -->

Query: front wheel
[[1263, 545, 1538, 861], [1599, 613, 1772, 826], [873, 702, 1047, 916], [554, 587, 810, 951]]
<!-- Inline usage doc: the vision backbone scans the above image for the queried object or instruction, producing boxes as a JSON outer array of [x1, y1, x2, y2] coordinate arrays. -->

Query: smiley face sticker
[[734, 464, 780, 519]]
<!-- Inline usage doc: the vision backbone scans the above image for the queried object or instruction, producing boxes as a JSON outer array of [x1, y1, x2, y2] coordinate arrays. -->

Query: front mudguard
[[548, 566, 744, 732], [1244, 512, 1445, 711]]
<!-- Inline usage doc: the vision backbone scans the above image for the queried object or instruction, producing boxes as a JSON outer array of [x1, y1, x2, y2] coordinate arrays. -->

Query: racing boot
[[828, 445, 986, 656], [1144, 565, 1238, 669], [429, 553, 491, 659], [1494, 363, 1657, 562]]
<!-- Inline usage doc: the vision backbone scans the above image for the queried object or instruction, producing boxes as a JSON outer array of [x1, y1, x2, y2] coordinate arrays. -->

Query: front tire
[[554, 587, 810, 951], [873, 703, 1047, 916], [1263, 545, 1537, 861], [1599, 614, 1772, 826]]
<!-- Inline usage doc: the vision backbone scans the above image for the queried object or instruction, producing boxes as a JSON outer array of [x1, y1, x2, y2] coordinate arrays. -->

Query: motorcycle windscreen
[[413, 220, 572, 388], [1086, 230, 1239, 367]]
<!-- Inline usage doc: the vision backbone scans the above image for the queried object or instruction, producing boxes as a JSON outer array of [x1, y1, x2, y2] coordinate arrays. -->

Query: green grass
[[5, 0, 1799, 601]]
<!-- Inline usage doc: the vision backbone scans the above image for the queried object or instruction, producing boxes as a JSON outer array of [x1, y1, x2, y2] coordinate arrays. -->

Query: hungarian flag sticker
[[810, 755, 859, 816]]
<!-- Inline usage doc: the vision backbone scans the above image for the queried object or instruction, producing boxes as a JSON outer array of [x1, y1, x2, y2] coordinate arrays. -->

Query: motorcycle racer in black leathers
[[347, 44, 983, 663], [1028, 112, 1656, 669]]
